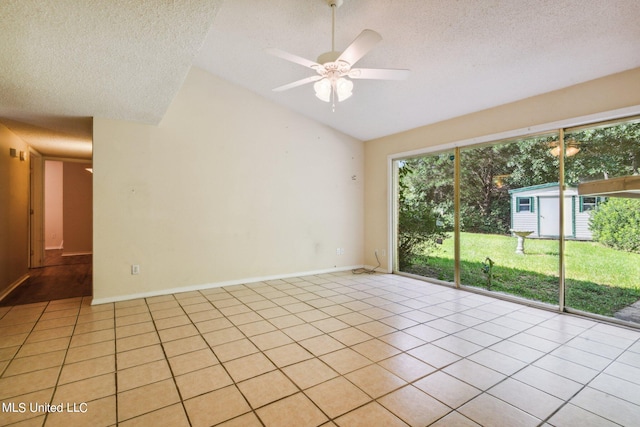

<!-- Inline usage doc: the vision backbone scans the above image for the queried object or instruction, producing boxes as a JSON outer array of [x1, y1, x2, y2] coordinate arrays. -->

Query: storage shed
[[509, 183, 599, 240]]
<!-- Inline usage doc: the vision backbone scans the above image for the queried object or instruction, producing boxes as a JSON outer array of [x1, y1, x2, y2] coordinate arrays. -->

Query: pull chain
[[332, 81, 336, 112]]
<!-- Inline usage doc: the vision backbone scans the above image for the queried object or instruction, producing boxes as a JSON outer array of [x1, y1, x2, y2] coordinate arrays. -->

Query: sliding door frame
[[388, 106, 640, 325]]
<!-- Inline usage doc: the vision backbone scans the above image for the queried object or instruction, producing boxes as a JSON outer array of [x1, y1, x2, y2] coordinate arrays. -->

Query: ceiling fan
[[267, 0, 410, 109]]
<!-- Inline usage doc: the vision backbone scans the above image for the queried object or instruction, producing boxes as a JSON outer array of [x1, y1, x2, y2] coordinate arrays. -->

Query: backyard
[[406, 232, 640, 316]]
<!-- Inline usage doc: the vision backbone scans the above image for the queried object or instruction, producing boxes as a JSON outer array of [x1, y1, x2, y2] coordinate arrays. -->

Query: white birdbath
[[511, 230, 533, 254]]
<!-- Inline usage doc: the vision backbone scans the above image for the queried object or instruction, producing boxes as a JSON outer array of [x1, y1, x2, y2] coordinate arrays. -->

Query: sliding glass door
[[394, 115, 640, 326], [563, 118, 640, 323], [396, 152, 455, 283], [458, 134, 560, 305]]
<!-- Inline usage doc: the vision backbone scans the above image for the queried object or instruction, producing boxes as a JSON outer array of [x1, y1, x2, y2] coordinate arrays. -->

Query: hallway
[[0, 250, 91, 306]]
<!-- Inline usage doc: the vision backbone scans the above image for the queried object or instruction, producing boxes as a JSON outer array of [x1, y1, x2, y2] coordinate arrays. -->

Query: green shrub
[[398, 164, 447, 270], [398, 202, 446, 270], [590, 198, 640, 253]]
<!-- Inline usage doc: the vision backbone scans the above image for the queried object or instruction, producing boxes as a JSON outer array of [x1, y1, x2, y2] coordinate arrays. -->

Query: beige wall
[[45, 160, 64, 249], [93, 67, 364, 303], [63, 162, 93, 255], [364, 67, 640, 271], [0, 124, 30, 295]]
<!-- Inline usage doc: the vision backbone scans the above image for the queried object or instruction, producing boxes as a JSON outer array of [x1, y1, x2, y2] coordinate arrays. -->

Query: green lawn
[[406, 232, 640, 316]]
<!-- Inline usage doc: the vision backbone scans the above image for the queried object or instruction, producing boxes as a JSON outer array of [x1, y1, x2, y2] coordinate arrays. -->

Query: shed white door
[[538, 197, 572, 237]]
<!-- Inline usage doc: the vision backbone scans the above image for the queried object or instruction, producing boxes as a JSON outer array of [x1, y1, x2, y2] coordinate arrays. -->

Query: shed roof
[[508, 182, 559, 194]]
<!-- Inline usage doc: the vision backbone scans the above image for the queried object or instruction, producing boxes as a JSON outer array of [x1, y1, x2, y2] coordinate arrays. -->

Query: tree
[[401, 154, 455, 229], [565, 122, 640, 184], [460, 136, 559, 234], [397, 119, 639, 247], [460, 145, 512, 233], [397, 161, 447, 270], [504, 137, 560, 188]]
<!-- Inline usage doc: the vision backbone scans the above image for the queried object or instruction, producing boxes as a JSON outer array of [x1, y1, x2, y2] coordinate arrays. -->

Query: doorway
[[538, 196, 573, 237], [1, 159, 93, 306]]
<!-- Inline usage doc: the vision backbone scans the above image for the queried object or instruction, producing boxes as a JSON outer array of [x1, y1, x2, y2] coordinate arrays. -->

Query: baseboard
[[0, 274, 30, 302], [62, 251, 92, 257], [91, 265, 365, 305]]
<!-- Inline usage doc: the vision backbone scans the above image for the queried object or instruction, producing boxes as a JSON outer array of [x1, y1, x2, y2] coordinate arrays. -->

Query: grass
[[405, 232, 640, 316]]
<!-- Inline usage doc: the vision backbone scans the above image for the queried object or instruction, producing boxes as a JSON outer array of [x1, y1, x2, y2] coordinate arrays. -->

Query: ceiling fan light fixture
[[336, 77, 353, 101], [314, 78, 332, 102], [549, 138, 581, 157], [313, 77, 353, 103], [566, 145, 581, 157]]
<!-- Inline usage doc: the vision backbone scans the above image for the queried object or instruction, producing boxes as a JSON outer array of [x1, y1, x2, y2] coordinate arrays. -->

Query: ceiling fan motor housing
[[317, 51, 341, 65]]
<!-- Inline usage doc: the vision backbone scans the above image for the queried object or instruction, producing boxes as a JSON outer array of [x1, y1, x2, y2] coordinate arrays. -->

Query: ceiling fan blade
[[349, 68, 410, 80], [266, 48, 321, 69], [337, 29, 382, 66], [272, 75, 323, 92]]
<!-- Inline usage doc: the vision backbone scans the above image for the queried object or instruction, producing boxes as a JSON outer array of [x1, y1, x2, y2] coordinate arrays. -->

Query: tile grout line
[[200, 278, 378, 425], [449, 305, 637, 426], [203, 283, 326, 426], [0, 303, 44, 379], [333, 285, 593, 424], [2, 273, 640, 426], [104, 279, 640, 425], [0, 300, 53, 425], [147, 294, 195, 427], [42, 297, 83, 426], [428, 304, 592, 425], [126, 278, 410, 422], [534, 325, 604, 426], [113, 294, 191, 425], [235, 277, 449, 424], [194, 287, 267, 427], [537, 325, 640, 426]]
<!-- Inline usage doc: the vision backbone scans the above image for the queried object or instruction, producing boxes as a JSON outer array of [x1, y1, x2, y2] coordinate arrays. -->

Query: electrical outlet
[[131, 264, 140, 275]]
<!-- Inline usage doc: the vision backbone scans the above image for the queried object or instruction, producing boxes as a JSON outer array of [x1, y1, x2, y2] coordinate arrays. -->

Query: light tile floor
[[1, 272, 640, 426]]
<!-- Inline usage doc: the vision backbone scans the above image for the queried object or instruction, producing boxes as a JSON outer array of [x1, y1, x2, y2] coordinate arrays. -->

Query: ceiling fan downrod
[[328, 0, 343, 52], [326, 0, 343, 59], [323, 0, 348, 111]]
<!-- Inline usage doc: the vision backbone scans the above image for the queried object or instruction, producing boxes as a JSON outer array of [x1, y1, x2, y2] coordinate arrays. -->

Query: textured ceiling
[[1, 0, 639, 157], [198, 0, 640, 140], [0, 0, 222, 158]]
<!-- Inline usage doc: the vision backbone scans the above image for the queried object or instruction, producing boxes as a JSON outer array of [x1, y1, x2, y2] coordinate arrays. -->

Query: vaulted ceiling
[[1, 0, 639, 158]]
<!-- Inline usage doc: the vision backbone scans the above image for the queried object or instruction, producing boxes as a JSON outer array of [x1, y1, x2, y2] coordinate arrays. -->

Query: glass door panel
[[396, 152, 455, 283], [564, 118, 640, 323], [459, 134, 561, 305]]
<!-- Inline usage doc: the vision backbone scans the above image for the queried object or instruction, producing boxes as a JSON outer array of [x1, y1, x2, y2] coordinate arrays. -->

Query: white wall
[[93, 67, 364, 302], [45, 160, 64, 249], [364, 67, 640, 271], [0, 124, 30, 295]]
